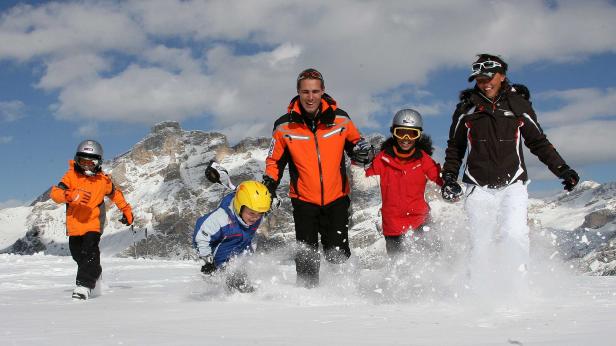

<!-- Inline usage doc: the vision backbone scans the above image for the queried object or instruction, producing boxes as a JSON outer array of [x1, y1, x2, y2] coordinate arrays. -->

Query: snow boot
[[72, 286, 91, 300]]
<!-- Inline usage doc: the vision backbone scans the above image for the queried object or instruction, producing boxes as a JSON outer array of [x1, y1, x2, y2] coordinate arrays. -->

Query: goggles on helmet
[[393, 127, 421, 140], [471, 60, 502, 73]]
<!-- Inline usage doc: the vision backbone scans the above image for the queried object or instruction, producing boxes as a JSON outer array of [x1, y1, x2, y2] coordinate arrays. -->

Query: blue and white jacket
[[193, 193, 262, 268]]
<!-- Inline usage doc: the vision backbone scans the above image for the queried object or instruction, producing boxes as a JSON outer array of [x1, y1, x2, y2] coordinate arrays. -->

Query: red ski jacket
[[366, 148, 442, 236]]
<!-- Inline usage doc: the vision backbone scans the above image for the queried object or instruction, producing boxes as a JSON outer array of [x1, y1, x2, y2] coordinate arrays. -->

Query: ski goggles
[[471, 60, 502, 73], [77, 157, 99, 168], [297, 69, 324, 83], [393, 127, 421, 140]]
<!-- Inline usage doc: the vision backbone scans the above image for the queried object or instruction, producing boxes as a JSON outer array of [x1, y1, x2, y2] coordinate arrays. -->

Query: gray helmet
[[391, 108, 423, 130], [74, 140, 103, 175]]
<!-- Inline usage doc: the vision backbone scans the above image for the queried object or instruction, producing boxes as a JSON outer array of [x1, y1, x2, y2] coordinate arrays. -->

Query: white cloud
[[1, 0, 616, 138], [37, 54, 110, 90], [0, 136, 13, 144], [0, 2, 146, 60], [76, 123, 99, 138], [0, 100, 25, 122], [543, 120, 616, 165], [521, 118, 616, 181], [519, 87, 616, 169], [53, 65, 217, 123], [537, 88, 616, 126]]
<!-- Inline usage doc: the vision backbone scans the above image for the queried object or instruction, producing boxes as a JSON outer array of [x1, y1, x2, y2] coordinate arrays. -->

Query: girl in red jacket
[[366, 109, 443, 256]]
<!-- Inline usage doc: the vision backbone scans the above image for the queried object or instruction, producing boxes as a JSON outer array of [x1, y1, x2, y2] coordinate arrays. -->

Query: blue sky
[[1, 0, 616, 208]]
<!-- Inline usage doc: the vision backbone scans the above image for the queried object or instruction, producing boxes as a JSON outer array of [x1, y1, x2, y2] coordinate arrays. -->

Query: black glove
[[557, 165, 579, 192], [200, 255, 217, 275], [205, 160, 221, 184], [350, 138, 374, 165], [119, 208, 133, 226], [262, 175, 277, 195], [441, 172, 463, 201], [262, 175, 281, 209]]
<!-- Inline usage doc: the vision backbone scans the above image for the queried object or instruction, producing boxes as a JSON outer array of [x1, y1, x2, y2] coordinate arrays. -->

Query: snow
[[0, 206, 31, 249], [2, 128, 615, 344], [1, 252, 615, 345]]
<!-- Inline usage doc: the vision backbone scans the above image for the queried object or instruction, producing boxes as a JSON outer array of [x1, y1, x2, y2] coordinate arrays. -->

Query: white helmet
[[74, 140, 103, 176]]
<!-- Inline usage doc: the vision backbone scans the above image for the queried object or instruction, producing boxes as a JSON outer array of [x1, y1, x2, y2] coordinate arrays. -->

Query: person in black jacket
[[441, 53, 579, 298]]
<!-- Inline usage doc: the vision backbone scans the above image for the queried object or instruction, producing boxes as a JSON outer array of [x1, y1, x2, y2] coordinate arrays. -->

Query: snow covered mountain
[[1, 121, 281, 259], [1, 121, 614, 275], [529, 181, 616, 275]]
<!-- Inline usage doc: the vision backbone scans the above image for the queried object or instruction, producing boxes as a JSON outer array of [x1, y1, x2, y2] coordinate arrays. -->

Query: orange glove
[[119, 206, 133, 225], [64, 189, 91, 205]]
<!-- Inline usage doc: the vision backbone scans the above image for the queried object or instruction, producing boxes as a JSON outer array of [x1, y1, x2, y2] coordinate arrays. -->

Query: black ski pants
[[384, 235, 405, 257], [69, 231, 102, 289], [291, 196, 351, 287]]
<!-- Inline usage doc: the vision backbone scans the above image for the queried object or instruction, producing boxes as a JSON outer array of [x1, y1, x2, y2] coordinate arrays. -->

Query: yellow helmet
[[232, 180, 272, 215]]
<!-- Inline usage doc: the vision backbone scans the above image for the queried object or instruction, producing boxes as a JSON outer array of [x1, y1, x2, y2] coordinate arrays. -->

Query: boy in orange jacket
[[50, 140, 133, 300]]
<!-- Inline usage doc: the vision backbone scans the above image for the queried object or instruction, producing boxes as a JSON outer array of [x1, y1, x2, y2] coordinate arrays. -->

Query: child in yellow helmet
[[193, 180, 271, 292]]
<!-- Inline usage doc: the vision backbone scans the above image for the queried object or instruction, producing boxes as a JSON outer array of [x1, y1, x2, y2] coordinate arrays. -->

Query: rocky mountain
[[529, 181, 616, 275], [0, 121, 385, 260], [0, 121, 614, 275]]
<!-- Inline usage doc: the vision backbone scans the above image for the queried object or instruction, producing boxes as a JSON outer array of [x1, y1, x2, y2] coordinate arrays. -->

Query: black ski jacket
[[442, 83, 567, 188]]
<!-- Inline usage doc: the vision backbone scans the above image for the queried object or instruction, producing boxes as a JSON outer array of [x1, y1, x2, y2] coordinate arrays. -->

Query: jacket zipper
[[312, 130, 325, 206]]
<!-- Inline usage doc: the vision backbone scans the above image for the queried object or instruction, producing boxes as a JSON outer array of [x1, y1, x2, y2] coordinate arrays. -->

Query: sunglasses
[[393, 127, 421, 140], [471, 60, 502, 72]]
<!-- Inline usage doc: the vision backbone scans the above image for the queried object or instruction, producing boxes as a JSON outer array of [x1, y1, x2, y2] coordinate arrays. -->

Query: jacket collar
[[471, 81, 512, 105], [221, 192, 259, 230], [286, 93, 338, 125]]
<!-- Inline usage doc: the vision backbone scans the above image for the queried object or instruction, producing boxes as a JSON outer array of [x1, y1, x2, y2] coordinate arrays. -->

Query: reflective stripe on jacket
[[265, 94, 362, 206]]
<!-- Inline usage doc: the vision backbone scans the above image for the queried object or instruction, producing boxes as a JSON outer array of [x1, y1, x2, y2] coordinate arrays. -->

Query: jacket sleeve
[[50, 172, 72, 204], [422, 153, 444, 186], [365, 152, 383, 177], [442, 104, 469, 176], [106, 179, 132, 213], [194, 209, 226, 258], [264, 126, 289, 186], [343, 118, 363, 157], [518, 103, 567, 176]]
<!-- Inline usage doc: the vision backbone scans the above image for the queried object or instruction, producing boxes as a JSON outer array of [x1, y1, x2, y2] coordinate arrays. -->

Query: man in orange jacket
[[50, 140, 133, 300], [263, 68, 372, 287]]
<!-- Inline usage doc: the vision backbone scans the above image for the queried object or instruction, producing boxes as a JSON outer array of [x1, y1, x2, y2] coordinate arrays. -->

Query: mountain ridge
[[0, 121, 614, 275]]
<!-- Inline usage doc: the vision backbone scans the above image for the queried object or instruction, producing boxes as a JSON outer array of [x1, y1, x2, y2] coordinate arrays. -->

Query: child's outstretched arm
[[423, 154, 444, 186], [107, 182, 133, 226]]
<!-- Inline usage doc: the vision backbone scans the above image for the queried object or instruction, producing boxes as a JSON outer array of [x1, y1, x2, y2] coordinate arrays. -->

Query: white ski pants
[[464, 181, 529, 295]]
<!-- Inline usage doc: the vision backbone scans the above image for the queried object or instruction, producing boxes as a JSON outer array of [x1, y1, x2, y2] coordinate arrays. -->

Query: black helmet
[[74, 140, 103, 176]]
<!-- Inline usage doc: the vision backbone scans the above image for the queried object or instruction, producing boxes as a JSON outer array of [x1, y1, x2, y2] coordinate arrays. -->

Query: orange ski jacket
[[50, 160, 132, 236], [265, 94, 362, 206]]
